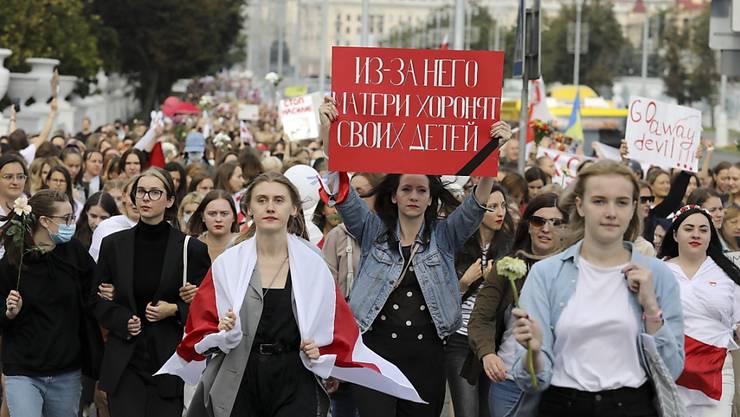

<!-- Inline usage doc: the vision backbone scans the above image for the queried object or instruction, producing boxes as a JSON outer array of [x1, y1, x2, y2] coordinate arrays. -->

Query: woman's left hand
[[490, 121, 512, 146], [145, 301, 177, 322], [300, 339, 320, 360], [622, 263, 659, 313]]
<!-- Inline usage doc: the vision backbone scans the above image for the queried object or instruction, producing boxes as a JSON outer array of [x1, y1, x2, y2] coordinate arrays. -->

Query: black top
[[0, 239, 96, 376], [370, 245, 435, 342], [133, 221, 170, 320], [253, 271, 300, 349]]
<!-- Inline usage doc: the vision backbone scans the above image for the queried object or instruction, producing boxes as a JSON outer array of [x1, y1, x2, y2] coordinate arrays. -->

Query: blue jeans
[[490, 379, 521, 417], [5, 370, 81, 417]]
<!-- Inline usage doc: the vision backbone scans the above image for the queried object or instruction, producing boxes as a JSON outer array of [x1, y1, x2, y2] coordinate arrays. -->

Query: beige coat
[[321, 224, 361, 299]]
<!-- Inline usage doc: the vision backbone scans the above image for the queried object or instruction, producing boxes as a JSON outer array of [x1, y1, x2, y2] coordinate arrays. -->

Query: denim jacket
[[335, 186, 485, 338], [511, 240, 685, 393]]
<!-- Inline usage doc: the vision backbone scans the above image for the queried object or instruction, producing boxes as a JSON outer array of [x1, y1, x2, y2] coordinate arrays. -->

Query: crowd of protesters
[[0, 71, 735, 417]]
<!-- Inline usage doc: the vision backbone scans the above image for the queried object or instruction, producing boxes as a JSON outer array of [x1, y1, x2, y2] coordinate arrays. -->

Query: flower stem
[[527, 343, 538, 389], [15, 250, 23, 290], [509, 277, 538, 389]]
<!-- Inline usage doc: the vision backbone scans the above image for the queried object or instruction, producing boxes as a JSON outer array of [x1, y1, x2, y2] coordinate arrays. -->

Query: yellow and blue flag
[[564, 90, 584, 141]]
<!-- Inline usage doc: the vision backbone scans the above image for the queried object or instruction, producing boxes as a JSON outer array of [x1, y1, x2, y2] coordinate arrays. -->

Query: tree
[[540, 0, 627, 92], [0, 0, 103, 78], [660, 15, 691, 104], [687, 6, 716, 109], [92, 0, 245, 112]]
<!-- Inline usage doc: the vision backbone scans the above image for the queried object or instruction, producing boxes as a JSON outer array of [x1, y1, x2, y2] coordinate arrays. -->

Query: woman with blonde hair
[[178, 192, 204, 234], [511, 160, 684, 416]]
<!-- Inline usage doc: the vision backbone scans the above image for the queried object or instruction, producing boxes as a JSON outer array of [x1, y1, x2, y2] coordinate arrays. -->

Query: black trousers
[[353, 332, 446, 417], [108, 366, 182, 417], [538, 383, 658, 417]]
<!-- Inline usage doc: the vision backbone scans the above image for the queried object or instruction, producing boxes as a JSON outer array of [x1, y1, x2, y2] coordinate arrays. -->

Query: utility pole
[[640, 13, 649, 94], [573, 0, 583, 87], [319, 0, 328, 93], [454, 0, 465, 50], [361, 0, 370, 46]]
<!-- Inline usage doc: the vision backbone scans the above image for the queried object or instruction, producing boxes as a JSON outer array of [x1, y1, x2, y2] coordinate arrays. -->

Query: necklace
[[261, 255, 289, 296]]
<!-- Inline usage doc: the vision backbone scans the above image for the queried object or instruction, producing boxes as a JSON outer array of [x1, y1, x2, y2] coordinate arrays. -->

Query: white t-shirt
[[89, 215, 137, 262], [551, 257, 647, 391], [19, 144, 36, 167]]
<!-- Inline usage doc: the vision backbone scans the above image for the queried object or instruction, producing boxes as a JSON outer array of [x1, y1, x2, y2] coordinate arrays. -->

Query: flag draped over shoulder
[[156, 234, 425, 404]]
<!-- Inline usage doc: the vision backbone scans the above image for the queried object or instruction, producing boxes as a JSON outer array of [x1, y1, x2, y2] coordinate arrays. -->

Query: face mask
[[182, 213, 192, 224], [208, 159, 215, 165], [327, 213, 342, 224], [48, 223, 76, 244], [188, 152, 203, 163]]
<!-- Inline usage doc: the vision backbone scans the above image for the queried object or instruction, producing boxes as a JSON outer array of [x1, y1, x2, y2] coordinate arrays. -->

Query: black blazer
[[93, 223, 210, 397]]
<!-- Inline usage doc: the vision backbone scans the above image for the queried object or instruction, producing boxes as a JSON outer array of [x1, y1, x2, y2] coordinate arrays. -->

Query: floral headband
[[667, 204, 710, 223]]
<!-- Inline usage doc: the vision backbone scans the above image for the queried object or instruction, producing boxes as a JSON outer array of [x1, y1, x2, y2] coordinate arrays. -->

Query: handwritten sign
[[279, 94, 319, 141], [536, 147, 591, 187], [238, 104, 259, 121], [625, 97, 701, 172], [329, 46, 504, 176]]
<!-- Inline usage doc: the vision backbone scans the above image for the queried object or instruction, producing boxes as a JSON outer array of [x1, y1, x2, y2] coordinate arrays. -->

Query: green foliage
[[660, 6, 715, 107], [540, 0, 626, 91], [92, 0, 245, 112], [0, 0, 103, 78]]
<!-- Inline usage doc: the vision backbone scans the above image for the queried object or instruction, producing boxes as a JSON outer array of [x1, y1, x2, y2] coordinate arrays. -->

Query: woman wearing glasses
[[510, 161, 684, 417], [467, 193, 567, 417], [93, 168, 210, 417], [634, 182, 657, 257], [0, 155, 29, 260], [0, 189, 103, 417]]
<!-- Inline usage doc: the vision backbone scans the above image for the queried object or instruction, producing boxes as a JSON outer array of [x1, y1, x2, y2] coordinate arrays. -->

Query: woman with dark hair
[[524, 167, 549, 199], [312, 199, 342, 247], [61, 147, 86, 210], [238, 149, 265, 187], [187, 190, 239, 260], [0, 189, 102, 417], [216, 151, 239, 166], [688, 188, 726, 232], [213, 162, 245, 201], [501, 172, 528, 210], [448, 184, 516, 417], [164, 162, 187, 206], [119, 148, 146, 179], [319, 97, 512, 417], [82, 150, 104, 197], [93, 168, 211, 417], [467, 192, 567, 417], [713, 161, 734, 200], [43, 165, 78, 216], [74, 192, 120, 249], [658, 205, 740, 416], [102, 156, 121, 183], [512, 161, 684, 417], [188, 173, 215, 196]]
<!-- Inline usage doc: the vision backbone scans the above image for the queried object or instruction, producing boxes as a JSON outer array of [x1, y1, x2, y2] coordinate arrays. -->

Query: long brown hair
[[560, 160, 641, 247], [188, 190, 239, 236], [236, 172, 308, 242]]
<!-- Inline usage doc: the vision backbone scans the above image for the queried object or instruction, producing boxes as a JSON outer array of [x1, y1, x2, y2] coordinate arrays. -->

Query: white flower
[[198, 95, 214, 107], [496, 256, 527, 281], [213, 132, 231, 149], [265, 72, 281, 86], [12, 196, 31, 216]]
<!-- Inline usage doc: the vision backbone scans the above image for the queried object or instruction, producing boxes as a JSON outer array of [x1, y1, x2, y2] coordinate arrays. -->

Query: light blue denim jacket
[[511, 240, 685, 394], [335, 186, 485, 338]]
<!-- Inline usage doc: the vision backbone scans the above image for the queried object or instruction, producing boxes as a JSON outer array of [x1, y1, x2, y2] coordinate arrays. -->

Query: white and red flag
[[157, 233, 424, 403]]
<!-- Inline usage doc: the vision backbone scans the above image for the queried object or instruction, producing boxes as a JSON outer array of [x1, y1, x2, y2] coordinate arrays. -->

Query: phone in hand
[[11, 98, 20, 113]]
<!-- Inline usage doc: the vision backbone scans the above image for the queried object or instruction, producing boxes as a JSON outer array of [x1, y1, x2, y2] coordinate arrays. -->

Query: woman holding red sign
[[318, 97, 512, 417]]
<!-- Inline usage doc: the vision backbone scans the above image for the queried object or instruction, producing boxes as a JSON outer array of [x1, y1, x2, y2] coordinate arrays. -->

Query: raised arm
[[319, 96, 337, 158], [30, 70, 59, 149]]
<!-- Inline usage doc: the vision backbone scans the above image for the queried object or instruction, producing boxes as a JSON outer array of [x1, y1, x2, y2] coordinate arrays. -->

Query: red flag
[[148, 141, 166, 168], [676, 335, 726, 401]]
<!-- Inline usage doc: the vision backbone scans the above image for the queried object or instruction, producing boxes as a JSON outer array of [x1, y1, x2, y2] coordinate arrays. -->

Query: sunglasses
[[639, 196, 655, 204], [528, 215, 565, 228]]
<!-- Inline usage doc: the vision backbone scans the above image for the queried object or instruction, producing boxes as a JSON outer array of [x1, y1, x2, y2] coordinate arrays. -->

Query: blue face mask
[[49, 223, 76, 244]]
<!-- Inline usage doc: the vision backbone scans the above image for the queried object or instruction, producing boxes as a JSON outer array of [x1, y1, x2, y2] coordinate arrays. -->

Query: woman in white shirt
[[510, 160, 684, 417], [658, 205, 740, 417]]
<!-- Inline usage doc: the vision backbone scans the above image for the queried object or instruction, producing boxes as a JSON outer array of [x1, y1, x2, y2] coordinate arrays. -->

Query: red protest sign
[[329, 46, 504, 176]]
